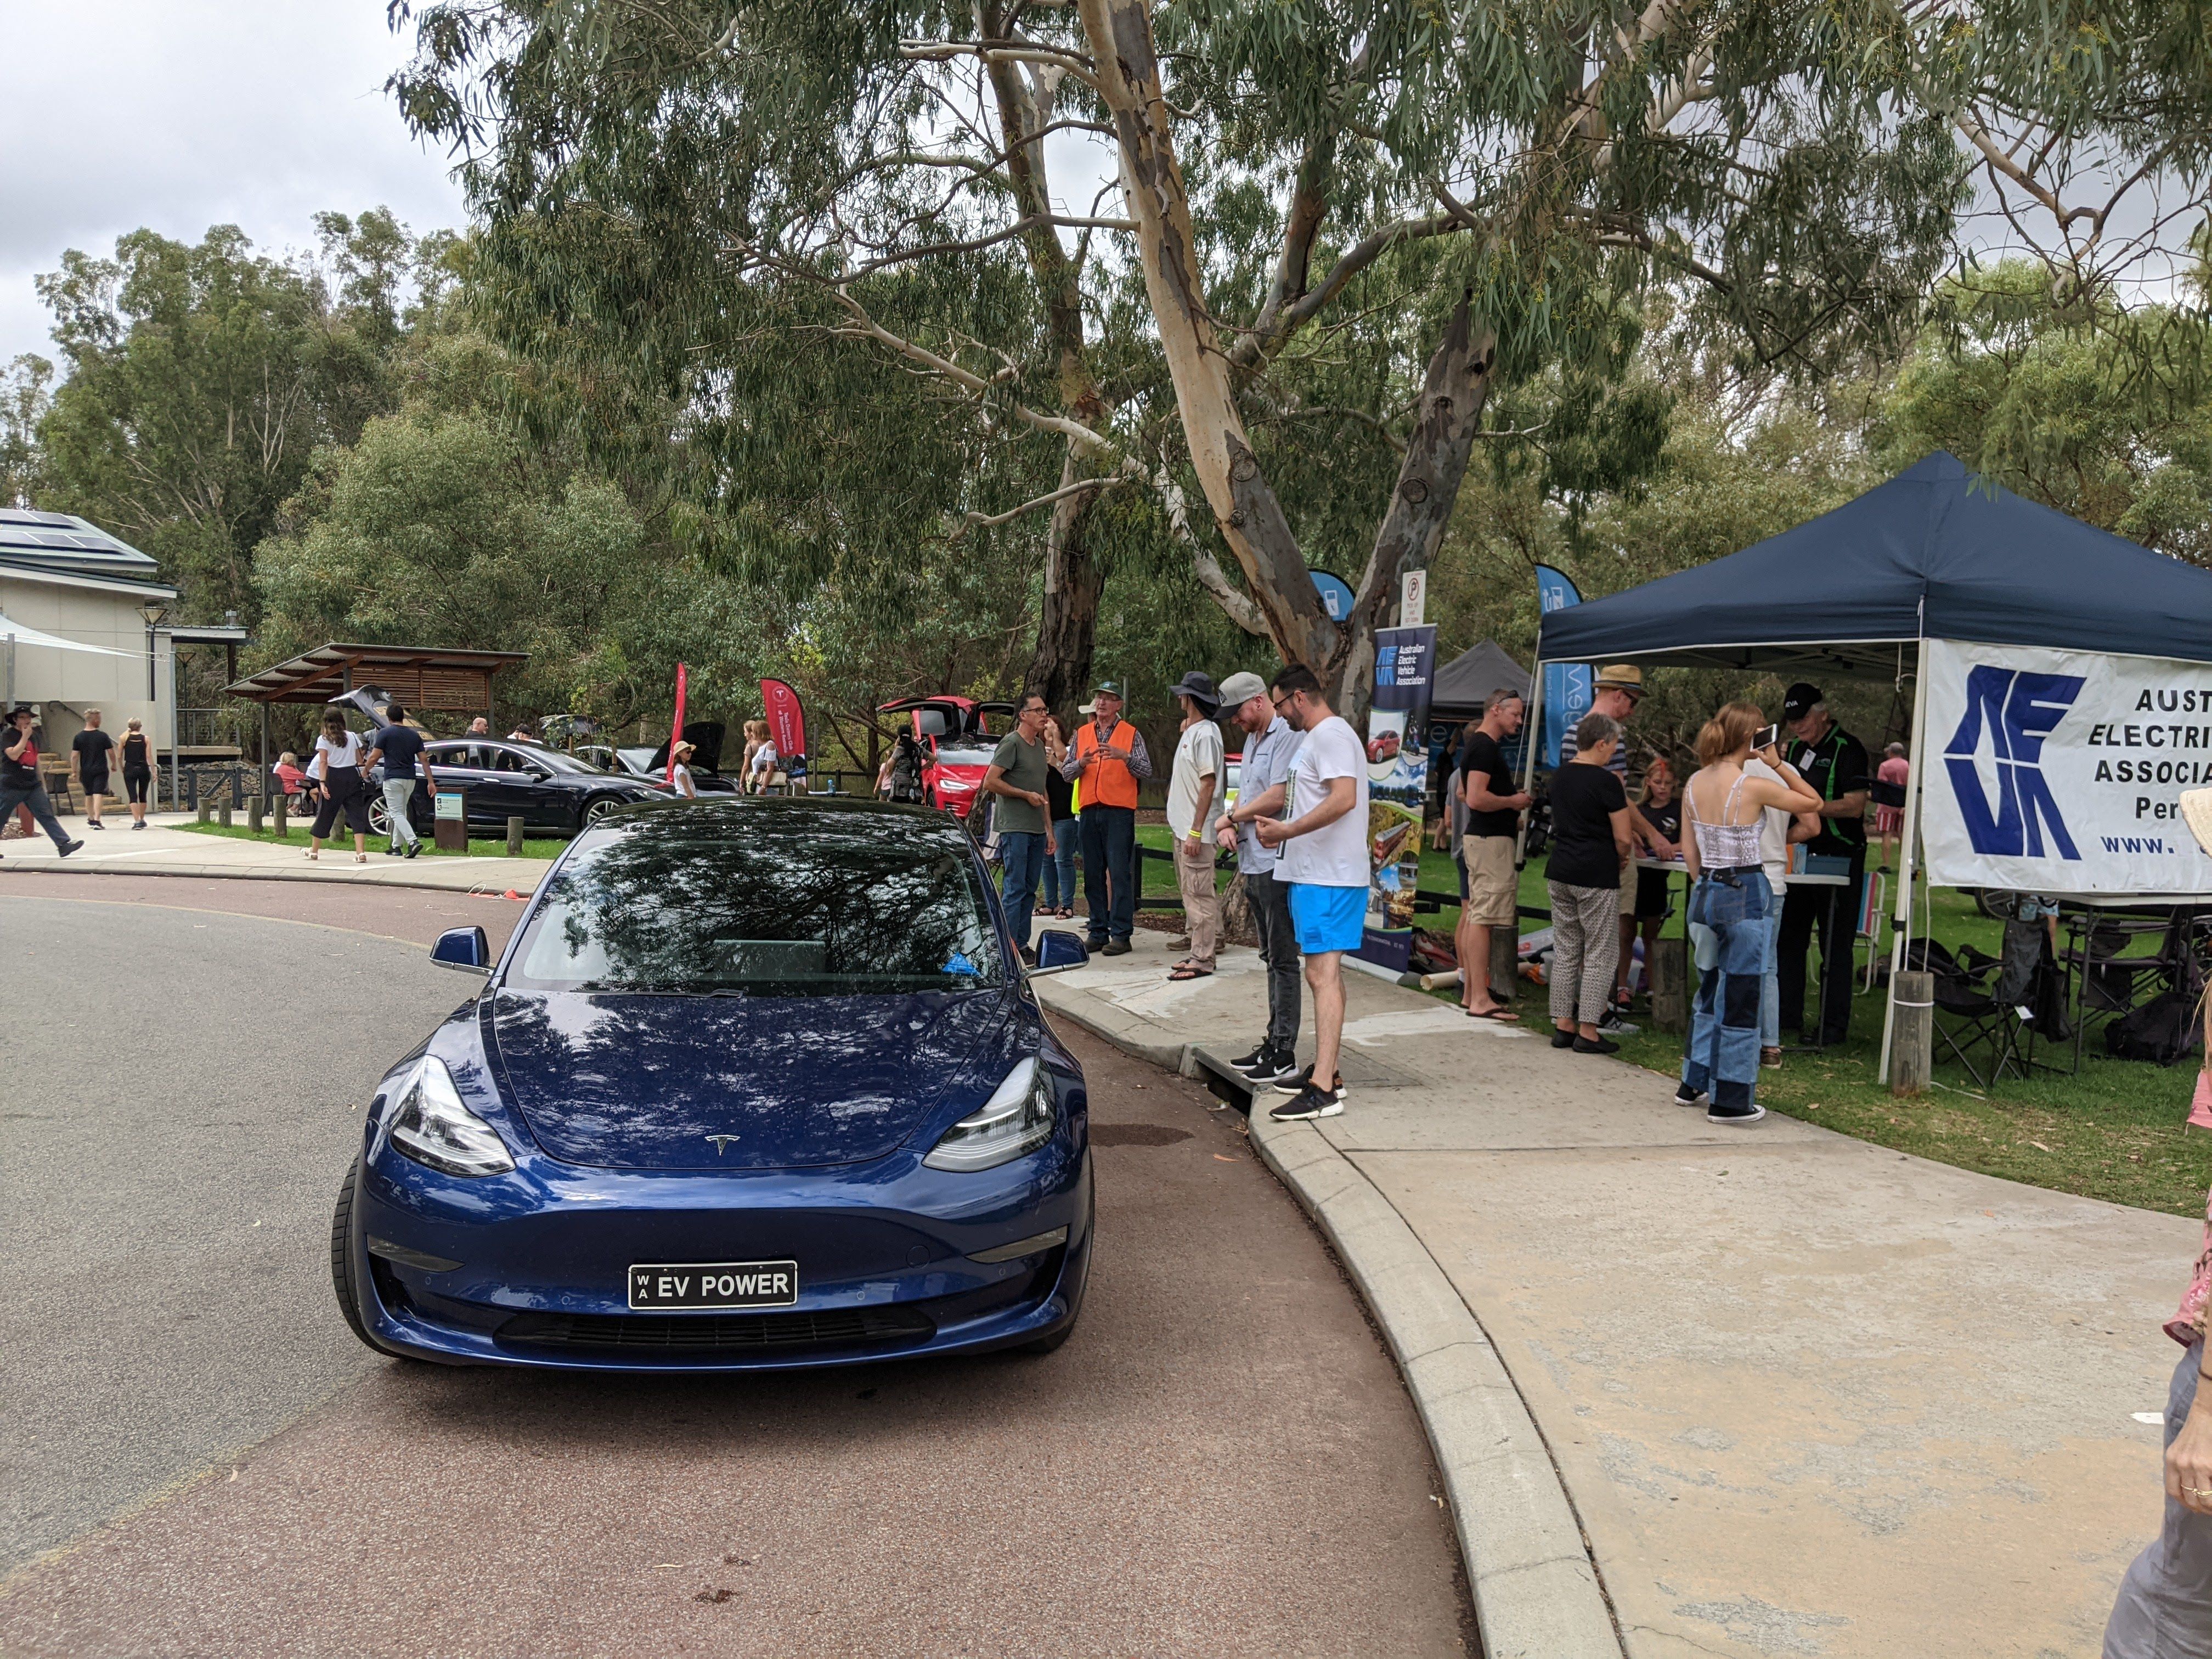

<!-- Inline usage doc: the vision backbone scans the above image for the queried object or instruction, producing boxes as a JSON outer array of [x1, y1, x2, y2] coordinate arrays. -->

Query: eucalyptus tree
[[392, 0, 2209, 702]]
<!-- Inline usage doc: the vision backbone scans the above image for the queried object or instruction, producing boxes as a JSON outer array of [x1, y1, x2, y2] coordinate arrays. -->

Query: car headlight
[[924, 1057, 1056, 1171], [373, 1055, 515, 1177]]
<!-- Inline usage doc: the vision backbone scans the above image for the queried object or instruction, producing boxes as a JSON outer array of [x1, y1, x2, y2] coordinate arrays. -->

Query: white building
[[0, 508, 245, 766]]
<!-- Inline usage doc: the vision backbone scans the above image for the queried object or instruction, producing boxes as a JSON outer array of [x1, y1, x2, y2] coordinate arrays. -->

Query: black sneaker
[[1268, 1076, 1345, 1121], [405, 840, 421, 859], [1253, 1051, 1305, 1086], [1101, 939, 1132, 957], [1707, 1102, 1767, 1126], [1673, 1084, 1708, 1107], [1596, 1008, 1639, 1036], [58, 838, 83, 857], [88, 820, 104, 830], [1085, 936, 1109, 952], [1018, 946, 1039, 969], [1572, 1034, 1620, 1056], [1228, 1044, 1272, 1074], [1550, 1028, 1576, 1049]]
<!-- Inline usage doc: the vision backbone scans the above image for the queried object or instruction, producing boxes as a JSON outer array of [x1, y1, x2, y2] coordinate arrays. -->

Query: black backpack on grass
[[2106, 991, 2204, 1067]]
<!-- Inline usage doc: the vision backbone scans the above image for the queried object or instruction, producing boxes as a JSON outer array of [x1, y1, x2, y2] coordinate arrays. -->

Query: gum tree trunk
[[1079, 0, 1340, 679]]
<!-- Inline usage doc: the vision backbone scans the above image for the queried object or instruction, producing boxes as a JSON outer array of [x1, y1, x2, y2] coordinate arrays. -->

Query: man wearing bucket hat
[[2104, 789, 2212, 1655], [1164, 670, 1226, 979], [1561, 665, 1644, 1025], [1060, 680, 1152, 956]]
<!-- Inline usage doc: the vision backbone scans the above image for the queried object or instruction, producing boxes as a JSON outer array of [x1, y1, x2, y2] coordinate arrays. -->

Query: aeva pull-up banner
[[1922, 639, 2212, 895]]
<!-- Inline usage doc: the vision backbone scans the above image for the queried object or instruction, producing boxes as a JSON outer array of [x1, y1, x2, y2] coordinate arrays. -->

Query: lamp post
[[137, 601, 172, 809], [137, 602, 166, 700]]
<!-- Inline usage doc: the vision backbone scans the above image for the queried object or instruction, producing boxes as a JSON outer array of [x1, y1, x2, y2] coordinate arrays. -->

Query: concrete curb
[[1037, 982, 1624, 1659]]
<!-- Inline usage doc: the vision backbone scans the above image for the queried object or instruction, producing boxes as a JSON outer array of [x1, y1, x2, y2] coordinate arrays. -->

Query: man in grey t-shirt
[[983, 693, 1061, 960], [1213, 670, 1305, 1084]]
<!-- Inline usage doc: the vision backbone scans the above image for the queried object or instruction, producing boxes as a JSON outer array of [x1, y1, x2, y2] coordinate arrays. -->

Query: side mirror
[[1029, 930, 1090, 976], [431, 926, 492, 976]]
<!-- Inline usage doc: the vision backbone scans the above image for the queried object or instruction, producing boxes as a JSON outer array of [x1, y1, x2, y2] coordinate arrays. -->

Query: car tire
[[330, 1159, 421, 1362], [579, 795, 622, 830], [367, 795, 393, 840]]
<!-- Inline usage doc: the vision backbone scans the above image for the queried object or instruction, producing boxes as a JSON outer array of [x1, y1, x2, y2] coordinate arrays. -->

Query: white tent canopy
[[0, 613, 139, 658]]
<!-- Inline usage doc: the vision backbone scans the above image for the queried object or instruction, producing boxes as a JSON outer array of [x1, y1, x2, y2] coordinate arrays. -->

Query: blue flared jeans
[[1684, 868, 1770, 1111]]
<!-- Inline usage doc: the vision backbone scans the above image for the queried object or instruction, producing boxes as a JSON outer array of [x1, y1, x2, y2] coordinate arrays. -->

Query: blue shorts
[[1288, 882, 1367, 955]]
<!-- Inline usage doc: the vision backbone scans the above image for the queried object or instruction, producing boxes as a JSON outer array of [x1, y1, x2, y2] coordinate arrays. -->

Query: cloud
[[0, 0, 469, 364]]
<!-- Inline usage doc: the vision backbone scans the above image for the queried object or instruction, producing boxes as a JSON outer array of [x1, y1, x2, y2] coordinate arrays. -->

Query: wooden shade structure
[[222, 642, 528, 803], [223, 642, 527, 713]]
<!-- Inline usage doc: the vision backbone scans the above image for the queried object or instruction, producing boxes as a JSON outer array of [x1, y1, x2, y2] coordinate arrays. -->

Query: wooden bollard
[[196, 795, 211, 825], [273, 794, 287, 836], [247, 796, 263, 834], [217, 797, 232, 827], [506, 815, 525, 856], [1489, 928, 1519, 1005], [1891, 969, 1934, 1096], [1650, 936, 1688, 1033]]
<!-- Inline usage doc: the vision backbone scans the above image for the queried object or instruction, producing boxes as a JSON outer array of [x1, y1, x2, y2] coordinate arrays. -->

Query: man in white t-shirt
[[1255, 664, 1369, 1121], [1165, 670, 1226, 978]]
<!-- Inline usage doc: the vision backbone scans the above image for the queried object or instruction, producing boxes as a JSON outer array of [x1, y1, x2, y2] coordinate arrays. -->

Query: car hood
[[486, 988, 1015, 1171]]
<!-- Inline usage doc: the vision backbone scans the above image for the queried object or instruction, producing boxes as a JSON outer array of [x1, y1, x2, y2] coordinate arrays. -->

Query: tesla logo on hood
[[706, 1134, 740, 1156]]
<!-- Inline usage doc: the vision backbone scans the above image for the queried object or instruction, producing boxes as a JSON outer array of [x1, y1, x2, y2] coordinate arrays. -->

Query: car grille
[[496, 1305, 936, 1355]]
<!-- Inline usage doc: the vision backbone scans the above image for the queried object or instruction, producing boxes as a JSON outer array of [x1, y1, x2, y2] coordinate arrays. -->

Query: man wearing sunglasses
[[1214, 670, 1306, 1086]]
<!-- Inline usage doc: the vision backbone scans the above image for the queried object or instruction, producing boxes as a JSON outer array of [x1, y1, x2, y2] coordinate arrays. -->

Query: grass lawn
[[1135, 822, 2211, 1216], [176, 821, 568, 860]]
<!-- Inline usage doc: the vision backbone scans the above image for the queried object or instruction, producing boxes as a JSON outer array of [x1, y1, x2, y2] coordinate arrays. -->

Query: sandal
[[356, 853, 369, 864], [304, 849, 319, 861], [1167, 964, 1214, 981], [1465, 1005, 1519, 1022]]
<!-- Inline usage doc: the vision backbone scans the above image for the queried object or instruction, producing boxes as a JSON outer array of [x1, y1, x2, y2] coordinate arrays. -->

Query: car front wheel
[[580, 795, 623, 830]]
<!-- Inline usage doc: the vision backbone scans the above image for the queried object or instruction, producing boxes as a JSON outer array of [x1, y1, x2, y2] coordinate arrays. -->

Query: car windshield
[[935, 741, 998, 766], [617, 747, 657, 773], [505, 807, 1003, 994], [523, 746, 608, 775]]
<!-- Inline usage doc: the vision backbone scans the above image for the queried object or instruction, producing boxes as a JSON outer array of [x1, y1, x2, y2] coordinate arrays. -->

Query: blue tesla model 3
[[331, 796, 1093, 1370]]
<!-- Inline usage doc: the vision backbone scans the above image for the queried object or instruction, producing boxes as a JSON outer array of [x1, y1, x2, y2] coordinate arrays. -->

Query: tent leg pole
[[1515, 665, 1545, 868], [1878, 637, 1933, 1087]]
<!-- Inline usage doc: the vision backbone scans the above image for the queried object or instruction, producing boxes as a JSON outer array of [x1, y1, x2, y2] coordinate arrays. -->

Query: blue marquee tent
[[1529, 452, 2212, 1084], [1535, 452, 2212, 673]]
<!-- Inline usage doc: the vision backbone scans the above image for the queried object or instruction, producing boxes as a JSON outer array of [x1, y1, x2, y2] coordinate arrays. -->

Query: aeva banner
[[1922, 639, 2212, 895]]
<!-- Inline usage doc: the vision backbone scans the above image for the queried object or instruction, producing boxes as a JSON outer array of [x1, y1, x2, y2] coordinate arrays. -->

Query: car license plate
[[628, 1261, 798, 1310]]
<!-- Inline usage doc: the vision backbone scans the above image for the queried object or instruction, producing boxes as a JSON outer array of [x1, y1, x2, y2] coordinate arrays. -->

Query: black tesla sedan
[[375, 739, 667, 837]]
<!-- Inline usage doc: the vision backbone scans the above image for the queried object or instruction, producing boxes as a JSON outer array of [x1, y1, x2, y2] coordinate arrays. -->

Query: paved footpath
[[1032, 930, 2199, 1659], [0, 812, 549, 894]]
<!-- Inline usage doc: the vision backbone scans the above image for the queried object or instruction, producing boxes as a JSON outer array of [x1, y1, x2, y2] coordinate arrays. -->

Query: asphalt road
[[0, 878, 1473, 1657]]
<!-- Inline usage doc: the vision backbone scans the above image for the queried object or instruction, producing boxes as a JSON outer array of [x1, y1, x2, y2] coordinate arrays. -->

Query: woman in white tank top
[[1677, 703, 1821, 1125]]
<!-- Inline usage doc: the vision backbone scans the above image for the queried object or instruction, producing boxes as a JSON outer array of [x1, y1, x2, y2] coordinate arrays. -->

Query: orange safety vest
[[1071, 719, 1139, 810]]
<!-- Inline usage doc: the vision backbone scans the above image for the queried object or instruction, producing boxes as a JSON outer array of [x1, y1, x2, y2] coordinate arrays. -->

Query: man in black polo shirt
[[1778, 682, 1870, 1046]]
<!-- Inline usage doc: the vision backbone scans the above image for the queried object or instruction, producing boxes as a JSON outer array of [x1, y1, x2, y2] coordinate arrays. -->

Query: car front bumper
[[348, 1138, 1092, 1372]]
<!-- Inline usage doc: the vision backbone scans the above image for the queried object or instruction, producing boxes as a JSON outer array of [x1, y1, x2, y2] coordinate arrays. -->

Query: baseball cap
[[1782, 682, 1823, 720], [1217, 670, 1268, 705], [1092, 680, 1124, 699]]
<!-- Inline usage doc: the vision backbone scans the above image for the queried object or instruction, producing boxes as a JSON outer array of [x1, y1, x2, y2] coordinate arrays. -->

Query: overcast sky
[[0, 1, 469, 367]]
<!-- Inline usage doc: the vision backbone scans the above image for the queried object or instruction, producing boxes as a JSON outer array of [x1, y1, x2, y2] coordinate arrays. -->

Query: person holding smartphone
[[1677, 703, 1822, 1123]]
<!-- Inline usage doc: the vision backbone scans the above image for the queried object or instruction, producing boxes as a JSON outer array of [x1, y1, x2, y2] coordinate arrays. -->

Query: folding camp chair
[[1857, 871, 1886, 993], [1928, 943, 2032, 1090]]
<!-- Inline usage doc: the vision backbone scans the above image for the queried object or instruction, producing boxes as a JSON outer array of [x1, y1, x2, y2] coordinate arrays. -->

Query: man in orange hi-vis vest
[[1058, 680, 1153, 956]]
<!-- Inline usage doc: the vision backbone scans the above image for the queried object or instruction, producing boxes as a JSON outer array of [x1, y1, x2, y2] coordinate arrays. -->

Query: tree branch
[[952, 473, 1129, 536]]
